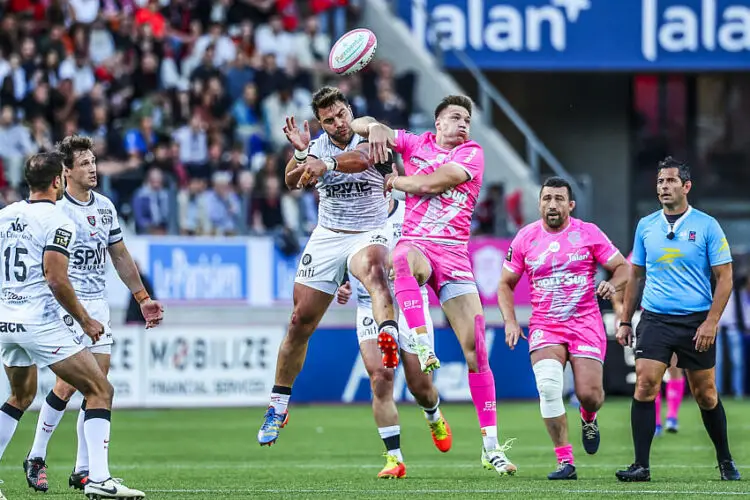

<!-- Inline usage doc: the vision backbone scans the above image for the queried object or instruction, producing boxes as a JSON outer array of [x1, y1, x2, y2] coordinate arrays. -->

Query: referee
[[614, 157, 740, 482]]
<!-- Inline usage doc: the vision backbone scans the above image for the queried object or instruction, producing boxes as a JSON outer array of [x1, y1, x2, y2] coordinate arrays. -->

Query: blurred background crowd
[[0, 0, 517, 238]]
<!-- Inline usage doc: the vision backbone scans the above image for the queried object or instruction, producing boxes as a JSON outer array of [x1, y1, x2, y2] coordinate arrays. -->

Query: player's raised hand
[[596, 280, 617, 300], [693, 319, 718, 353], [287, 159, 327, 189], [81, 317, 105, 344], [616, 324, 633, 347], [336, 282, 352, 305], [140, 298, 164, 329], [504, 320, 525, 350], [283, 116, 310, 151], [368, 123, 394, 165]]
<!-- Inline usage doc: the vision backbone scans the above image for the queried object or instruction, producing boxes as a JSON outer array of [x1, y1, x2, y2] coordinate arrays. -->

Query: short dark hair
[[311, 86, 349, 119], [434, 95, 472, 120], [57, 134, 94, 169], [24, 152, 64, 192], [540, 176, 574, 200], [658, 156, 691, 184]]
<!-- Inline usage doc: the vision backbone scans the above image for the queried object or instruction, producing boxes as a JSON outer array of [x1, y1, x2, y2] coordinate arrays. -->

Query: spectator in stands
[[206, 170, 242, 235], [255, 14, 296, 68], [59, 51, 96, 96], [296, 16, 330, 74], [252, 175, 284, 234], [173, 113, 209, 178], [475, 183, 511, 237], [0, 105, 36, 187], [133, 167, 170, 235], [125, 115, 158, 163], [178, 176, 211, 236], [237, 170, 256, 233], [262, 79, 310, 150], [226, 51, 255, 102]]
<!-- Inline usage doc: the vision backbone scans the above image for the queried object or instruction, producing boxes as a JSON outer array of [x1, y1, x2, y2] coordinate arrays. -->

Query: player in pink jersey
[[351, 95, 517, 476], [613, 253, 685, 437], [498, 177, 630, 480]]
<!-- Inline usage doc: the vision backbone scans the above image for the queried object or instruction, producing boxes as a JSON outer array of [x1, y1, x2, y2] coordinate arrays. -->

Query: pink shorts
[[527, 319, 607, 363], [398, 238, 476, 298]]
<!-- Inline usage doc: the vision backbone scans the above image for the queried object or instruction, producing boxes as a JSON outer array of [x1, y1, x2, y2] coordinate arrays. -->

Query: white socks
[[28, 391, 68, 460], [75, 405, 89, 473], [84, 409, 112, 483]]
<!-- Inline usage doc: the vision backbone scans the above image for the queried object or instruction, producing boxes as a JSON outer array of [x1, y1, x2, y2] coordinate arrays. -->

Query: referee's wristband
[[619, 321, 632, 327], [294, 149, 308, 162]]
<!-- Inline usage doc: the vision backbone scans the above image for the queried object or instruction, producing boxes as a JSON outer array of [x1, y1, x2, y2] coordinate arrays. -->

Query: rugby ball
[[329, 28, 377, 76]]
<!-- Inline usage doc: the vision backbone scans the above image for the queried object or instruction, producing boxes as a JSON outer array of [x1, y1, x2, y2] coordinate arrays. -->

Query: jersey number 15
[[3, 247, 28, 282]]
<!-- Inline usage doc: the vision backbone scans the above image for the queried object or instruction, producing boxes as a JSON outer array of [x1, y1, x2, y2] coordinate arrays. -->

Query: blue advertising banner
[[149, 241, 249, 302], [398, 0, 750, 70], [294, 325, 538, 403]]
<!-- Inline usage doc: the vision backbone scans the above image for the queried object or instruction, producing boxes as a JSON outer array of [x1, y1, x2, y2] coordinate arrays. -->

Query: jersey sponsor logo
[[2, 290, 28, 304], [655, 247, 684, 265], [362, 316, 374, 327], [87, 216, 96, 227], [718, 237, 729, 253], [323, 181, 372, 198], [530, 329, 544, 347], [369, 234, 388, 246], [567, 251, 590, 263], [10, 218, 27, 232], [506, 246, 513, 262], [567, 231, 581, 245], [533, 273, 587, 290], [0, 322, 26, 333], [72, 242, 107, 269], [548, 241, 561, 252], [63, 315, 74, 327], [53, 228, 72, 248], [301, 253, 312, 266], [441, 188, 468, 205]]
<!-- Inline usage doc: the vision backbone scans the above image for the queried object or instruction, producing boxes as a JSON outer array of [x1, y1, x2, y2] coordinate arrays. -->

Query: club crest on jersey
[[688, 231, 696, 242], [567, 231, 581, 245], [87, 216, 96, 227]]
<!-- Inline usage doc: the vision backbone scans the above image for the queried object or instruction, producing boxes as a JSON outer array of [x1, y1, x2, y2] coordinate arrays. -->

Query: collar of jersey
[[25, 199, 54, 205], [660, 205, 692, 231], [64, 190, 95, 207]]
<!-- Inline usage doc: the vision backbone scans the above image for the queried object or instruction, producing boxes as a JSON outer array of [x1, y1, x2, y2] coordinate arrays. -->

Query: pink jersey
[[504, 217, 620, 324], [393, 130, 483, 244]]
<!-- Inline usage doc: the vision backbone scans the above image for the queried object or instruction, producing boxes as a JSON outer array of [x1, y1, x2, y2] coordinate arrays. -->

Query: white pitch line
[[0, 462, 743, 471], [148, 489, 750, 496]]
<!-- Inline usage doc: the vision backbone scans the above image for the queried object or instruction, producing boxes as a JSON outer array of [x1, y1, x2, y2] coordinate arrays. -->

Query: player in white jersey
[[22, 136, 164, 493], [335, 194, 450, 478], [258, 87, 401, 447], [0, 152, 145, 499]]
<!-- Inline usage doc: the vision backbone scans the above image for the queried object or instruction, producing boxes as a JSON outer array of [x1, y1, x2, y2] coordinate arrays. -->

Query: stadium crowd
[[0, 0, 513, 238]]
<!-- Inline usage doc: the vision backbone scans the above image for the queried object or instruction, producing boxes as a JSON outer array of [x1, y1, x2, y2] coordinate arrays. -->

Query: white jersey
[[356, 199, 405, 306], [60, 191, 123, 299], [308, 132, 387, 232], [0, 200, 76, 324]]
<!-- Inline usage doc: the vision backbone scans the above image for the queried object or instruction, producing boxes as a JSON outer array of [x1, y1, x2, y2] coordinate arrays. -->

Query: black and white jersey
[[0, 200, 76, 324], [60, 191, 123, 300], [308, 132, 387, 232]]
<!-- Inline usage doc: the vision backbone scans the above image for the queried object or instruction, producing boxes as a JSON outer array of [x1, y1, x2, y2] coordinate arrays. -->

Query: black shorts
[[635, 310, 714, 371]]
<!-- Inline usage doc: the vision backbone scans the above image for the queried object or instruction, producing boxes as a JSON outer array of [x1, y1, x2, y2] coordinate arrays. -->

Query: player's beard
[[545, 212, 565, 228]]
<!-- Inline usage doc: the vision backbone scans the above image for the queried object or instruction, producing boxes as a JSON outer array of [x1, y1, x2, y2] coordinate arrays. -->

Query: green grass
[[1, 398, 749, 498]]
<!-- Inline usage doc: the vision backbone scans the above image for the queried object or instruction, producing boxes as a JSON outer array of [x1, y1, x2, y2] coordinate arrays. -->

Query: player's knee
[[692, 384, 718, 410], [288, 307, 318, 339], [53, 379, 76, 401], [577, 388, 604, 411], [634, 377, 661, 401], [370, 367, 394, 397], [533, 359, 565, 418]]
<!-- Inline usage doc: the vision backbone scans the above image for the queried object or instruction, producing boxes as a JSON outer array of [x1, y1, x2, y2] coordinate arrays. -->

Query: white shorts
[[295, 226, 389, 295], [355, 287, 434, 355], [61, 298, 114, 355], [0, 319, 85, 369]]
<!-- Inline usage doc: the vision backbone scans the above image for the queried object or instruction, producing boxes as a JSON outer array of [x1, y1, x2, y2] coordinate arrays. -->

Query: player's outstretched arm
[[391, 163, 470, 195], [497, 267, 525, 349], [109, 241, 164, 329], [44, 250, 102, 342], [351, 117, 395, 164], [287, 144, 373, 188]]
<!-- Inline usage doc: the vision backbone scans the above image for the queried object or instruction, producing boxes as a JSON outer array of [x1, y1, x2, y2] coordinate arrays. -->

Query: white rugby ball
[[329, 28, 377, 76]]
